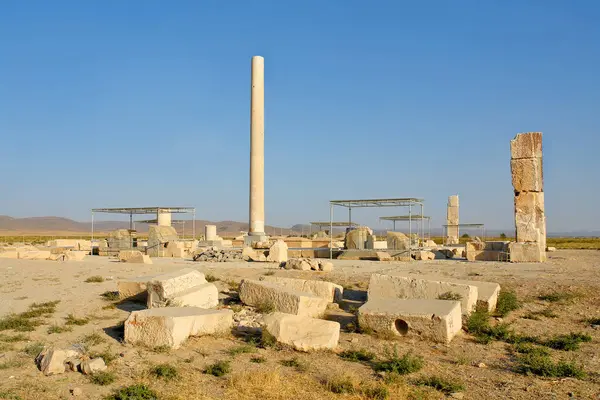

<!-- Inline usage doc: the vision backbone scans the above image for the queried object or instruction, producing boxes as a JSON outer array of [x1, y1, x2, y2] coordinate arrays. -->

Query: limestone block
[[424, 239, 438, 248], [466, 241, 485, 252], [267, 240, 288, 263], [261, 276, 343, 303], [511, 158, 543, 192], [146, 268, 207, 308], [36, 348, 82, 376], [204, 225, 218, 241], [148, 225, 178, 257], [18, 250, 51, 260], [66, 251, 88, 261], [285, 258, 311, 271], [510, 132, 543, 159], [376, 252, 392, 261], [345, 228, 373, 250], [239, 280, 329, 318], [413, 250, 435, 261], [166, 283, 219, 309], [386, 232, 409, 251], [546, 246, 556, 252], [509, 242, 546, 263], [242, 247, 267, 262], [515, 192, 545, 243], [81, 358, 107, 375], [447, 206, 459, 224], [446, 236, 459, 245], [118, 275, 156, 300], [306, 258, 320, 270], [318, 260, 334, 272], [372, 241, 387, 250], [466, 250, 505, 262], [358, 299, 462, 343], [124, 307, 233, 349], [0, 251, 18, 259], [119, 250, 152, 264], [448, 195, 459, 207], [367, 274, 478, 315], [263, 312, 340, 352]]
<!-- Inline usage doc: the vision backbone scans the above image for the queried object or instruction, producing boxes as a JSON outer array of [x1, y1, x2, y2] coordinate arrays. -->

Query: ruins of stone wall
[[147, 225, 178, 257], [446, 195, 459, 244], [510, 132, 546, 262]]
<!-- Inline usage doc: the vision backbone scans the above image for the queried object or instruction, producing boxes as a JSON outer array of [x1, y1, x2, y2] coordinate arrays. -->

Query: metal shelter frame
[[328, 198, 425, 259], [442, 223, 485, 244], [310, 221, 358, 234], [135, 219, 195, 239], [380, 215, 431, 239], [90, 207, 196, 244]]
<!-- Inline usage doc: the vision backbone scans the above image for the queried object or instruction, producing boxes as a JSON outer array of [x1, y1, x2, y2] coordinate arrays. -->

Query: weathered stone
[[510, 132, 543, 159], [81, 358, 107, 375], [119, 250, 152, 264], [36, 348, 82, 376], [515, 192, 545, 243], [267, 239, 288, 263], [125, 307, 233, 349], [466, 250, 506, 262], [511, 158, 543, 192], [345, 227, 374, 250], [386, 232, 409, 251], [285, 258, 311, 271], [166, 283, 219, 309], [375, 252, 392, 261], [446, 195, 460, 243], [263, 312, 340, 352], [424, 239, 438, 248], [118, 274, 157, 300], [261, 276, 343, 303], [148, 225, 178, 257], [239, 279, 328, 318], [546, 246, 556, 252], [358, 299, 462, 343], [413, 250, 435, 261], [509, 242, 546, 263], [66, 251, 88, 261], [306, 258, 320, 270], [0, 250, 18, 259], [242, 246, 267, 262], [147, 269, 207, 308], [367, 274, 477, 315], [318, 260, 334, 272]]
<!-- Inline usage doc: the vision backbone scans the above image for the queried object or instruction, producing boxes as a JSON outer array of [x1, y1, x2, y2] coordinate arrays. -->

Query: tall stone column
[[157, 209, 171, 227], [247, 56, 268, 245], [446, 195, 459, 245], [509, 132, 546, 262]]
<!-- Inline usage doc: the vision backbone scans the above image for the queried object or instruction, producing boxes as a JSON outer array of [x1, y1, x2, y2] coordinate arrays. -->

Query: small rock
[[350, 337, 359, 344], [450, 393, 464, 399], [71, 388, 83, 397], [477, 362, 487, 368], [319, 261, 334, 272], [81, 358, 107, 375], [495, 318, 503, 323]]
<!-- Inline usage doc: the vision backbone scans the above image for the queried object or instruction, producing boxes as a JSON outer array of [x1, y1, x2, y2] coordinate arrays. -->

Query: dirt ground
[[0, 250, 599, 399]]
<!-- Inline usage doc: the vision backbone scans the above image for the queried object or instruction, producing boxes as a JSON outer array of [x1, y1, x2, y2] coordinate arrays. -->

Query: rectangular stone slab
[[124, 307, 233, 349], [159, 283, 219, 309], [263, 312, 340, 352], [239, 279, 328, 318], [510, 132, 543, 159], [261, 276, 343, 303], [509, 242, 546, 263], [118, 274, 158, 300], [358, 299, 462, 343], [146, 268, 207, 308], [368, 274, 477, 315], [511, 158, 543, 192]]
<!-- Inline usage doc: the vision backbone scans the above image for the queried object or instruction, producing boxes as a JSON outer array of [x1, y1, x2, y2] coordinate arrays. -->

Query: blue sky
[[1, 0, 598, 233]]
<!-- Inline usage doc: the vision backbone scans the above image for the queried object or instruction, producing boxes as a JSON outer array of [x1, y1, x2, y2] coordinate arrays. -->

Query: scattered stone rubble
[[283, 257, 333, 272], [36, 346, 106, 376], [193, 248, 244, 262]]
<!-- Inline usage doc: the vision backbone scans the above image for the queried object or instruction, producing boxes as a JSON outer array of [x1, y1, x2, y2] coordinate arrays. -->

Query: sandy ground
[[0, 250, 599, 399]]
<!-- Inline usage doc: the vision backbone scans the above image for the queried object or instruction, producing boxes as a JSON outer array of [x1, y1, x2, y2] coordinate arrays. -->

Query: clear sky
[[1, 0, 599, 233]]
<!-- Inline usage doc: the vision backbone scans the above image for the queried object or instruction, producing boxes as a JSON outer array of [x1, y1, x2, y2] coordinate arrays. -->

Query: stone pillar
[[509, 132, 546, 262], [205, 225, 217, 241], [246, 55, 268, 245], [157, 210, 172, 227], [446, 195, 459, 245]]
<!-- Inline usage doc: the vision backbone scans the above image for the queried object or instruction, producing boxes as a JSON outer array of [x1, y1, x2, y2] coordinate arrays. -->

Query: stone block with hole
[[368, 274, 478, 315], [239, 279, 328, 318], [357, 298, 462, 343], [263, 312, 340, 351], [261, 276, 343, 303], [124, 307, 233, 349], [146, 268, 207, 308]]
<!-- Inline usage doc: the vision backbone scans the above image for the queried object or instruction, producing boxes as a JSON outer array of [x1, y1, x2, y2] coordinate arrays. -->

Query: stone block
[[242, 246, 267, 262], [148, 225, 178, 257], [263, 312, 340, 352], [36, 348, 82, 376], [358, 299, 462, 343], [447, 206, 459, 223], [166, 283, 219, 309], [546, 246, 556, 252], [386, 232, 409, 251], [466, 250, 505, 262], [81, 358, 107, 375], [368, 274, 477, 315], [509, 242, 546, 263], [267, 240, 288, 263], [124, 307, 233, 349], [0, 251, 18, 259], [66, 251, 88, 261], [118, 274, 157, 300], [319, 260, 334, 272], [285, 258, 311, 271], [119, 250, 152, 264], [515, 192, 545, 243], [239, 279, 329, 318], [345, 228, 373, 250], [448, 195, 459, 207], [376, 251, 392, 261], [373, 241, 387, 249], [413, 250, 435, 260], [424, 239, 438, 248], [261, 276, 343, 303], [511, 158, 543, 192], [510, 132, 543, 159], [146, 268, 207, 308]]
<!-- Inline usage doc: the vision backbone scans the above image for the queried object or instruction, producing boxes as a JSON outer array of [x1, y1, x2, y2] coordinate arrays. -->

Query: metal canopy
[[330, 198, 424, 208], [380, 215, 431, 221], [92, 207, 194, 214], [310, 221, 358, 227], [443, 223, 484, 227]]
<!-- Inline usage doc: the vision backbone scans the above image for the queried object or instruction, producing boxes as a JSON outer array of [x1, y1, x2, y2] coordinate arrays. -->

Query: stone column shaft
[[249, 56, 265, 235]]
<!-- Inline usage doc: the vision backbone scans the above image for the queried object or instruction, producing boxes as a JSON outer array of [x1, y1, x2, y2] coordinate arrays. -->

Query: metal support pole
[[393, 220, 396, 231], [420, 203, 424, 247], [91, 211, 95, 254], [329, 203, 333, 260], [192, 209, 196, 241], [348, 207, 352, 228], [408, 204, 412, 261]]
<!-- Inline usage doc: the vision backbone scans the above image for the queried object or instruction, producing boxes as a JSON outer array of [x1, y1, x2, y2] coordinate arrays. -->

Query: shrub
[[65, 314, 89, 326], [227, 345, 257, 356], [372, 349, 424, 375], [254, 300, 275, 314], [151, 363, 178, 380], [495, 290, 520, 317], [326, 376, 357, 394], [81, 332, 106, 346], [541, 332, 592, 351], [22, 342, 45, 357], [280, 357, 308, 372], [515, 352, 586, 379], [339, 349, 375, 362], [85, 276, 104, 283], [513, 342, 550, 357], [205, 360, 231, 377], [205, 274, 219, 283], [437, 292, 462, 301], [101, 291, 120, 301], [250, 356, 266, 363], [0, 334, 28, 343], [414, 376, 464, 395], [362, 384, 389, 400], [538, 291, 575, 303], [105, 384, 158, 400], [47, 325, 72, 334], [90, 371, 116, 386]]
